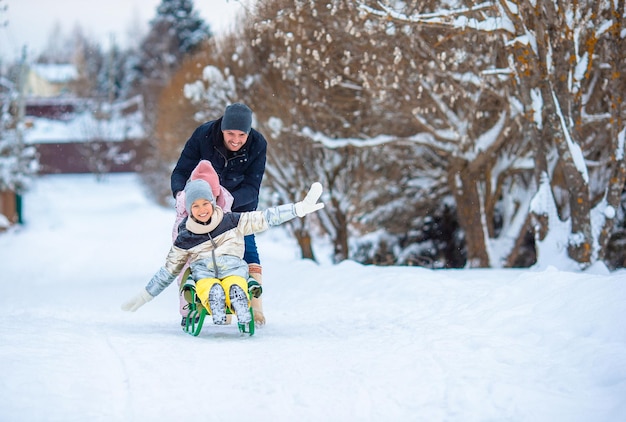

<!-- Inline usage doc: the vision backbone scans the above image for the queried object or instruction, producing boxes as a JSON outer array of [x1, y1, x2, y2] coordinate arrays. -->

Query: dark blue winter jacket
[[171, 118, 267, 212]]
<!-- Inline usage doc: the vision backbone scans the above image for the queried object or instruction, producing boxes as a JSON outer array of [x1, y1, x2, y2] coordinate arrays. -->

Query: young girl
[[121, 179, 324, 325], [172, 160, 235, 325]]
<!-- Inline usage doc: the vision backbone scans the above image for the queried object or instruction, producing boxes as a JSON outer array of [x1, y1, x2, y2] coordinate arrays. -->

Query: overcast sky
[[0, 0, 250, 63]]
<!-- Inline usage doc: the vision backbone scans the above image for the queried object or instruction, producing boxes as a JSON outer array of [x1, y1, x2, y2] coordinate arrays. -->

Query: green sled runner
[[179, 268, 256, 336]]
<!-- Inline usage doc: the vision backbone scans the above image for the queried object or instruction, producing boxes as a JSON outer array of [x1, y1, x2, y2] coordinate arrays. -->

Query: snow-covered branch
[[358, 1, 515, 33]]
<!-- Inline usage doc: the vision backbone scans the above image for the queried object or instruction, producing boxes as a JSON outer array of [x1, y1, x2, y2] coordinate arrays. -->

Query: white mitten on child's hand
[[295, 182, 324, 217], [121, 289, 154, 312]]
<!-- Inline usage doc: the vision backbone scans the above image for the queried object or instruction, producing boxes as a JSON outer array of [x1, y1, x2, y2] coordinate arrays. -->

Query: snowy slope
[[0, 174, 625, 422]]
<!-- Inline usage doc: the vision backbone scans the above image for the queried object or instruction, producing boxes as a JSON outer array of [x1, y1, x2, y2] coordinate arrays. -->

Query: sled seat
[[179, 268, 255, 336]]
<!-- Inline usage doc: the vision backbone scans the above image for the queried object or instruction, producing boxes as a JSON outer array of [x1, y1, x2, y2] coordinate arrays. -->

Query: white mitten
[[121, 289, 154, 312], [294, 182, 325, 217]]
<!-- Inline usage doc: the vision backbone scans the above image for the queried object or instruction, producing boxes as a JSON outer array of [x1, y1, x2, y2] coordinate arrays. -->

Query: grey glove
[[294, 182, 324, 217], [121, 289, 154, 312]]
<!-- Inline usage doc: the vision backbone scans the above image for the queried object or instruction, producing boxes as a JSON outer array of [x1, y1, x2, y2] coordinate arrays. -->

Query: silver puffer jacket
[[145, 204, 297, 297]]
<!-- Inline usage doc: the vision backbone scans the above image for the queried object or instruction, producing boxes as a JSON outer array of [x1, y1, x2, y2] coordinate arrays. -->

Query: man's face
[[222, 130, 249, 152]]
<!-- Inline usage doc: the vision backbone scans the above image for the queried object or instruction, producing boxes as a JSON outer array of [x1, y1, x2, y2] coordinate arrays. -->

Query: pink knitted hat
[[190, 160, 220, 197]]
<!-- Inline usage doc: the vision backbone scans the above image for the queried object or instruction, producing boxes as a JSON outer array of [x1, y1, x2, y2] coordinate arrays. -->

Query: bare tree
[[253, 0, 534, 267], [361, 0, 626, 268], [245, 0, 456, 262]]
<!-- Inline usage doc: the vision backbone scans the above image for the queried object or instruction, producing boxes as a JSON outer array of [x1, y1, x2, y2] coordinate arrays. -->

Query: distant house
[[25, 97, 77, 119], [25, 63, 78, 97], [23, 95, 149, 174], [2, 61, 148, 212]]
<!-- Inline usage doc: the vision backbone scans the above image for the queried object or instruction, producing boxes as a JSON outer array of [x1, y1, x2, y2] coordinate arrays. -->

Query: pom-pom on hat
[[221, 103, 252, 134], [184, 179, 216, 215], [190, 160, 220, 197]]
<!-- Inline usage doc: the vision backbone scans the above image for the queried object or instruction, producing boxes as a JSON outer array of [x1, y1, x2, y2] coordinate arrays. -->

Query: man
[[171, 103, 267, 325]]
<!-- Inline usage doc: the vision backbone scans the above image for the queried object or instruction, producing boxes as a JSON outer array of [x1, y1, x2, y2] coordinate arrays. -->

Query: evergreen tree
[[134, 0, 211, 87], [0, 101, 37, 195], [0, 131, 37, 194]]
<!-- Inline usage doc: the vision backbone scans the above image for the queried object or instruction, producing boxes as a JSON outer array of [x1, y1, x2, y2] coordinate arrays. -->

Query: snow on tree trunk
[[544, 87, 592, 265], [530, 173, 579, 271]]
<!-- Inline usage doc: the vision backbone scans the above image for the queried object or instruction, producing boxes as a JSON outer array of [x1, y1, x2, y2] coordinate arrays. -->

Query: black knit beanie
[[221, 103, 252, 134]]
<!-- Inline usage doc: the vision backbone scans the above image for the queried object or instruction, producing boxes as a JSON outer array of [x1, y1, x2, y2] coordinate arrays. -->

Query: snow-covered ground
[[1, 174, 625, 422]]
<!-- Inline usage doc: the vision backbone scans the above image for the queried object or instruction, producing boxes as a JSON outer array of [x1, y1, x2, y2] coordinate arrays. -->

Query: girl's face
[[191, 198, 213, 223], [222, 130, 248, 152]]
